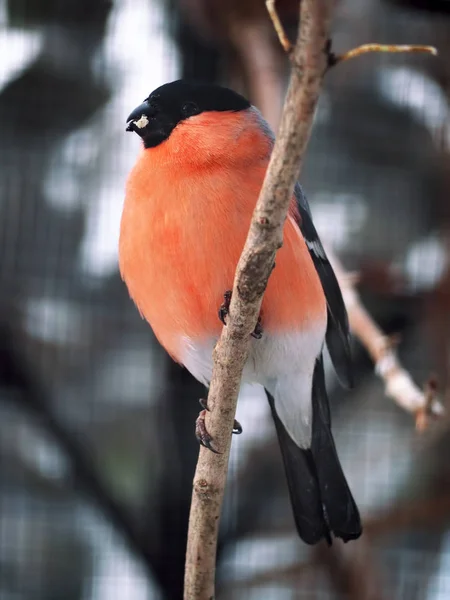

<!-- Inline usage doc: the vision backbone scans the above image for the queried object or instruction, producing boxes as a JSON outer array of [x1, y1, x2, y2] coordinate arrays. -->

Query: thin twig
[[183, 1, 334, 598], [329, 43, 438, 67], [266, 0, 293, 53]]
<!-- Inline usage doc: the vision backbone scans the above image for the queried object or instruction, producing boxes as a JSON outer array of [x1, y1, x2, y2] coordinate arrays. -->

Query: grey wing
[[293, 183, 353, 389]]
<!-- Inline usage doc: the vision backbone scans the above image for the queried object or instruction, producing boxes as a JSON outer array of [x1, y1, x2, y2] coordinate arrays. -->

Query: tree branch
[[266, 0, 293, 53], [328, 43, 437, 67], [183, 1, 334, 598], [329, 252, 444, 429]]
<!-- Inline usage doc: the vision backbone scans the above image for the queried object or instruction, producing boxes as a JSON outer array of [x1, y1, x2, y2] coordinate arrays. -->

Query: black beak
[[126, 101, 150, 132]]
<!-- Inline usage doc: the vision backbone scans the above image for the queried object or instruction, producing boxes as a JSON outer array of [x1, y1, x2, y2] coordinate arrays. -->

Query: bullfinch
[[119, 80, 362, 545]]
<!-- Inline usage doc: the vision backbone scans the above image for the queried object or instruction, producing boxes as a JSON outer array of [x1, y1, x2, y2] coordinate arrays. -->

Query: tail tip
[[335, 525, 363, 543]]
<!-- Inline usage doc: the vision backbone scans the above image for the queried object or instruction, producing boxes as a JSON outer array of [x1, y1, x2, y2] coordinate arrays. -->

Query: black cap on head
[[126, 80, 251, 148]]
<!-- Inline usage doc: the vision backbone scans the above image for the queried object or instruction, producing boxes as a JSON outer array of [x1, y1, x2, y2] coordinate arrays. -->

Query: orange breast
[[119, 112, 326, 361]]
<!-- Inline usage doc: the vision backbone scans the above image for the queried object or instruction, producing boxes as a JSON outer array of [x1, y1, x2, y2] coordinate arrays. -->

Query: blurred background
[[1, 0, 450, 598]]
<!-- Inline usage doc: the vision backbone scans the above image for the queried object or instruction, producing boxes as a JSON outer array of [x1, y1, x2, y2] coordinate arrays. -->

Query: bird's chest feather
[[119, 151, 326, 362], [119, 157, 258, 357]]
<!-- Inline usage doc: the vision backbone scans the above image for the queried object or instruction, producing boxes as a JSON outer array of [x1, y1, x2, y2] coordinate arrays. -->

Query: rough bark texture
[[183, 2, 334, 598]]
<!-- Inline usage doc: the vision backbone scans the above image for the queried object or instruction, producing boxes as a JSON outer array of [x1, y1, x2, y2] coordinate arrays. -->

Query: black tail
[[266, 357, 362, 545]]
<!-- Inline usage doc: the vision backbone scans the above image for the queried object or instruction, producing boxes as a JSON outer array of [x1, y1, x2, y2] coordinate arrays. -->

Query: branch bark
[[183, 1, 334, 598]]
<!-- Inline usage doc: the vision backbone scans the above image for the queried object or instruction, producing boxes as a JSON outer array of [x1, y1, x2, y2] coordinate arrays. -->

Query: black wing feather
[[266, 389, 331, 545], [294, 183, 354, 389], [310, 356, 362, 541], [265, 355, 362, 544]]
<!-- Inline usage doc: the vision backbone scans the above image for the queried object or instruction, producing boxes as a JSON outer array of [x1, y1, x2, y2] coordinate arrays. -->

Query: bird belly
[[180, 317, 326, 387]]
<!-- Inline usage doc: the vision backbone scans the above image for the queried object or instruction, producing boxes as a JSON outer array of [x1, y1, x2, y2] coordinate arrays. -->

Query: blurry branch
[[184, 1, 334, 598], [314, 541, 388, 600], [0, 321, 159, 582], [225, 538, 386, 597], [363, 489, 450, 537], [224, 558, 315, 593], [229, 22, 284, 130], [330, 254, 445, 429], [226, 489, 450, 592]]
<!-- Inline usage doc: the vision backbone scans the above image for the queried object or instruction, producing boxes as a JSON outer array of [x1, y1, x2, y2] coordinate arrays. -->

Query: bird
[[119, 79, 362, 545]]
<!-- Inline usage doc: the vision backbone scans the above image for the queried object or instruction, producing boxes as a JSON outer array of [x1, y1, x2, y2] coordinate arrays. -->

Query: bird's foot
[[218, 290, 263, 339], [218, 290, 232, 326], [195, 398, 242, 453], [195, 409, 219, 453], [252, 317, 263, 340]]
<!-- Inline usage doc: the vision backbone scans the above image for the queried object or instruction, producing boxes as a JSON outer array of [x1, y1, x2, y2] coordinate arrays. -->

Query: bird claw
[[218, 290, 263, 339], [199, 398, 242, 433], [196, 398, 243, 452], [232, 420, 243, 435], [218, 290, 232, 325], [251, 317, 263, 339], [195, 409, 220, 453]]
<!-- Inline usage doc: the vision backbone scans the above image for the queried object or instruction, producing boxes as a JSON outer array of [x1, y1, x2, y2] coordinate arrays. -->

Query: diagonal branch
[[266, 0, 293, 53], [329, 252, 444, 429], [183, 1, 334, 598]]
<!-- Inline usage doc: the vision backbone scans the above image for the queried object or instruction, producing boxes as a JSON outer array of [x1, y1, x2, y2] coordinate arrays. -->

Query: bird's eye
[[182, 102, 199, 118]]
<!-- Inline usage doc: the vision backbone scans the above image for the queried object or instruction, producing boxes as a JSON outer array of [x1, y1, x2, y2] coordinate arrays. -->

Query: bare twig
[[266, 0, 293, 53], [183, 1, 334, 598], [329, 252, 444, 428], [329, 43, 437, 67]]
